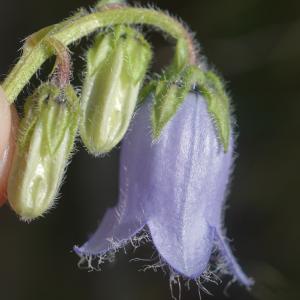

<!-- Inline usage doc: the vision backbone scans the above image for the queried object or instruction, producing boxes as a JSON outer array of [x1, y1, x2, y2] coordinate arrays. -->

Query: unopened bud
[[80, 26, 152, 155], [8, 83, 80, 221], [0, 87, 18, 206]]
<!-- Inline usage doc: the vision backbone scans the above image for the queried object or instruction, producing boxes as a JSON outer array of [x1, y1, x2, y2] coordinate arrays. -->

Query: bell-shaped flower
[[0, 87, 18, 206], [75, 92, 253, 287]]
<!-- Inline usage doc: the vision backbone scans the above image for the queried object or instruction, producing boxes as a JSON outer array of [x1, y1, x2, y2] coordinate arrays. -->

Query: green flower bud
[[80, 26, 152, 155], [8, 83, 80, 221]]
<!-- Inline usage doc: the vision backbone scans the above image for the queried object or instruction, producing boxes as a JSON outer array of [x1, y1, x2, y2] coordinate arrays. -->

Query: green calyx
[[145, 65, 231, 151], [80, 25, 152, 155], [151, 66, 197, 140], [19, 83, 80, 155], [196, 70, 231, 151]]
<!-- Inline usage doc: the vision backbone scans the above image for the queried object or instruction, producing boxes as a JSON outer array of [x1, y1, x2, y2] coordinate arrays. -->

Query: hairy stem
[[46, 38, 72, 87], [2, 7, 198, 103]]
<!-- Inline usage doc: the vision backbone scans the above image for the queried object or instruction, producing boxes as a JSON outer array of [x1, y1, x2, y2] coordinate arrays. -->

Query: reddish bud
[[0, 87, 18, 206]]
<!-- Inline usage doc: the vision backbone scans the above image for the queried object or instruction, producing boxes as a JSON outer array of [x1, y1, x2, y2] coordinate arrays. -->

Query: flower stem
[[2, 7, 198, 103], [45, 38, 72, 88]]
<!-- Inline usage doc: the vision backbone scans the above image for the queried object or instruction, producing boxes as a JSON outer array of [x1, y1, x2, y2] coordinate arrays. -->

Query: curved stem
[[2, 7, 198, 103], [45, 37, 72, 87]]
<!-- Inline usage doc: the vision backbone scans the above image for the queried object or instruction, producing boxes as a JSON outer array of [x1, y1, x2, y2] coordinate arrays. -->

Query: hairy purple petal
[[215, 230, 254, 287], [74, 157, 147, 256]]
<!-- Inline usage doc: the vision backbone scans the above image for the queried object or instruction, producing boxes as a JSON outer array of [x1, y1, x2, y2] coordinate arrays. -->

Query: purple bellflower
[[75, 92, 253, 287]]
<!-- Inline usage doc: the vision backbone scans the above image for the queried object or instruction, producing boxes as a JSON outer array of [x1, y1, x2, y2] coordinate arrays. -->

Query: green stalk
[[2, 7, 197, 103]]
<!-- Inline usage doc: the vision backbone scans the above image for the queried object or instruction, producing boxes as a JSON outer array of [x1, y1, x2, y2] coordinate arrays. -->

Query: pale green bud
[[80, 26, 152, 155], [8, 83, 80, 221]]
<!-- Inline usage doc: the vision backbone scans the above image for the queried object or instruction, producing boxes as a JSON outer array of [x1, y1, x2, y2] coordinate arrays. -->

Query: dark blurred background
[[0, 0, 299, 299]]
